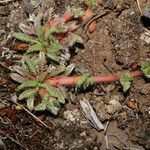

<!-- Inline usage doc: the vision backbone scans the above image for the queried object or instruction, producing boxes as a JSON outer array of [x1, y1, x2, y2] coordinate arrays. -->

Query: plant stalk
[[45, 71, 144, 86]]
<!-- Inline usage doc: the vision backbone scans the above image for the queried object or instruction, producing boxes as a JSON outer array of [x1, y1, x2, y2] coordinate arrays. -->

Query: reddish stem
[[45, 71, 144, 87]]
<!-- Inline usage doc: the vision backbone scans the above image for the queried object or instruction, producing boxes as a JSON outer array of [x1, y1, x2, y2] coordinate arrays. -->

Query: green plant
[[77, 74, 94, 88], [12, 27, 63, 62], [10, 54, 75, 115], [83, 0, 99, 9], [141, 61, 150, 78], [119, 72, 132, 92]]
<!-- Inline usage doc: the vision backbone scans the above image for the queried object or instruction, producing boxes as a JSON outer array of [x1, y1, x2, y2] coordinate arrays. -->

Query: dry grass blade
[[136, 0, 142, 14]]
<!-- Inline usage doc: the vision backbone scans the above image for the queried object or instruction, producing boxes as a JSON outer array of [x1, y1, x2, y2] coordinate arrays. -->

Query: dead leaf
[[87, 20, 97, 33], [125, 99, 138, 110], [11, 43, 29, 51], [0, 76, 9, 84], [82, 8, 97, 33], [82, 8, 94, 22]]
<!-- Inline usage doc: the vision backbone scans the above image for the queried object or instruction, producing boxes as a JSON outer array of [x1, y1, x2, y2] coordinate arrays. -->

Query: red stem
[[45, 71, 144, 87]]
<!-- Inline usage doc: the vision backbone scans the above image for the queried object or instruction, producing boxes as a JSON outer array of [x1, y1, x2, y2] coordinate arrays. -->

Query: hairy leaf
[[11, 65, 29, 76], [10, 73, 28, 83], [57, 87, 67, 104], [17, 80, 39, 90], [12, 32, 36, 44], [48, 65, 66, 77], [37, 27, 45, 43], [66, 6, 84, 18], [27, 96, 34, 111], [24, 57, 37, 76], [120, 73, 132, 92], [77, 75, 93, 88], [40, 83, 59, 98], [19, 88, 37, 100], [37, 71, 49, 83], [47, 53, 59, 62], [35, 95, 49, 111], [27, 42, 42, 53], [84, 0, 99, 9], [34, 102, 46, 111], [49, 39, 62, 53], [141, 61, 150, 78], [46, 98, 60, 115]]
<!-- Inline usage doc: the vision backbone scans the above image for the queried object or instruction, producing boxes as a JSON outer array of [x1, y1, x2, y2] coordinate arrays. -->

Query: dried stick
[[5, 97, 51, 131]]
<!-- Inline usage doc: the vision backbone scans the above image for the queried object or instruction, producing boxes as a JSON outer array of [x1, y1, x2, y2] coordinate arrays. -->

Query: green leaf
[[49, 39, 62, 53], [77, 75, 93, 88], [24, 57, 37, 76], [57, 87, 67, 104], [66, 6, 84, 18], [37, 27, 45, 43], [84, 0, 99, 9], [64, 64, 75, 76], [141, 61, 150, 78], [46, 98, 60, 115], [18, 89, 37, 100], [37, 71, 49, 83], [120, 72, 132, 92], [48, 65, 66, 77], [34, 102, 46, 111], [47, 53, 59, 62], [27, 42, 42, 53], [27, 96, 34, 111], [40, 83, 59, 98], [17, 80, 39, 90], [12, 32, 36, 44]]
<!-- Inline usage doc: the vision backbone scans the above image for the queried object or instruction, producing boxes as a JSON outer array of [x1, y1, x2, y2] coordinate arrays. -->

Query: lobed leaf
[[27, 42, 42, 53], [17, 80, 39, 90], [18, 88, 37, 100], [49, 39, 62, 53], [37, 27, 45, 43], [46, 98, 60, 115], [24, 57, 38, 76], [37, 71, 49, 83], [12, 32, 36, 44]]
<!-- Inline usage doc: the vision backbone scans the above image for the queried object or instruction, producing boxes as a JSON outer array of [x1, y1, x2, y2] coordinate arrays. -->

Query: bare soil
[[0, 0, 150, 150]]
